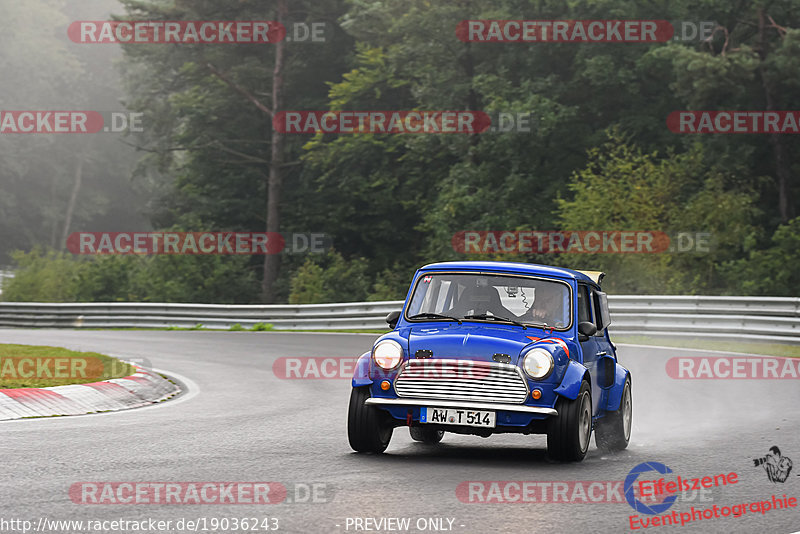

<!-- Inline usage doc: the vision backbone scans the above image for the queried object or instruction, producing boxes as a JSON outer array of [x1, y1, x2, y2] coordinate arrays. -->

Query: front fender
[[606, 364, 631, 412], [553, 360, 589, 400], [351, 352, 372, 387]]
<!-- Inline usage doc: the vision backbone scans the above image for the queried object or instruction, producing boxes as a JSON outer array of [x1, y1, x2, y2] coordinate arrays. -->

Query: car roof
[[418, 261, 597, 283]]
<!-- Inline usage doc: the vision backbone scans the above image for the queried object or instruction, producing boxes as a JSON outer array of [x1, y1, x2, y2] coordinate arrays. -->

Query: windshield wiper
[[463, 313, 527, 329], [409, 312, 462, 324]]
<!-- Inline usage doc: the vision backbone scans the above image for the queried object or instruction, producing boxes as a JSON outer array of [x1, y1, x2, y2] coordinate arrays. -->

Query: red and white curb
[[0, 365, 180, 420]]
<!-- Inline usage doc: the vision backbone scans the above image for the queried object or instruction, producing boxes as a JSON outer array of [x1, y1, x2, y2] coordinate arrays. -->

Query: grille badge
[[415, 349, 433, 359], [493, 353, 511, 364]]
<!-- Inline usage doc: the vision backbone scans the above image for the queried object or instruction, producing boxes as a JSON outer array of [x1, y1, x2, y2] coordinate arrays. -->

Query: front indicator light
[[531, 389, 542, 400], [380, 380, 391, 391]]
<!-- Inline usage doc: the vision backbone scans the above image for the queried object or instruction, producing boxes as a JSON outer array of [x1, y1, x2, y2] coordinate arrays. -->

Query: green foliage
[[250, 322, 274, 331], [289, 251, 371, 304], [368, 267, 413, 301], [229, 323, 244, 331], [4, 248, 259, 303], [721, 217, 800, 296], [556, 130, 758, 294], [2, 249, 83, 302], [126, 255, 259, 304]]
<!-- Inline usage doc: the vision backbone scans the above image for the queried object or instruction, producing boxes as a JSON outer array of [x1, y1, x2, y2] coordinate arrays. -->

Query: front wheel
[[595, 377, 632, 452], [409, 426, 444, 444], [547, 381, 592, 462], [347, 387, 393, 453]]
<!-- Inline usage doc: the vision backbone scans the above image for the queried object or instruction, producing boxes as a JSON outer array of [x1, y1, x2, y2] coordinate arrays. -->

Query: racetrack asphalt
[[0, 329, 798, 534]]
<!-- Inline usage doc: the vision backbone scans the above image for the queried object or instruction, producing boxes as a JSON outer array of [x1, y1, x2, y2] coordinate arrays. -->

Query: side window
[[591, 289, 610, 334], [597, 291, 612, 330], [577, 285, 591, 324]]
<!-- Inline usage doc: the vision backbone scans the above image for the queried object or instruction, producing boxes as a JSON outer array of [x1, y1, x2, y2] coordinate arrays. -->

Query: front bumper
[[365, 397, 557, 416]]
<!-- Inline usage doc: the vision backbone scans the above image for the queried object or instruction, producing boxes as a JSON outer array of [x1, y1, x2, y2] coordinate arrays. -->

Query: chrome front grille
[[394, 359, 528, 404]]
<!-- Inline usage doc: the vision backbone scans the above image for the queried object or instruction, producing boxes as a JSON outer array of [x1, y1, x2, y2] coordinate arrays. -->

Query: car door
[[576, 283, 602, 416], [590, 287, 616, 412]]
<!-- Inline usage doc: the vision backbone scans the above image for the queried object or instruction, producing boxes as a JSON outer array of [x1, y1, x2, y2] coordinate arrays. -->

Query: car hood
[[407, 323, 535, 363]]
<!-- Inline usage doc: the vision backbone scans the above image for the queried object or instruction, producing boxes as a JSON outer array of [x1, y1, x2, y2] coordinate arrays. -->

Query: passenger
[[517, 285, 565, 327]]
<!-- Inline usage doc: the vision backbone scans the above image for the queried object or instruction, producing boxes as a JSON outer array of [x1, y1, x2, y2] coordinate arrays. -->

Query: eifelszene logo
[[753, 446, 794, 483], [625, 462, 678, 515]]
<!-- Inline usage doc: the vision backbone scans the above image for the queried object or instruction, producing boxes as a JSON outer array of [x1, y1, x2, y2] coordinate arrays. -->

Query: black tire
[[547, 380, 592, 462], [595, 377, 632, 452], [347, 387, 393, 453], [409, 426, 444, 444]]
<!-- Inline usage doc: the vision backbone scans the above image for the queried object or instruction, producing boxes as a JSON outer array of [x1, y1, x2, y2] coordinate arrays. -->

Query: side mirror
[[386, 310, 401, 329], [578, 321, 597, 341]]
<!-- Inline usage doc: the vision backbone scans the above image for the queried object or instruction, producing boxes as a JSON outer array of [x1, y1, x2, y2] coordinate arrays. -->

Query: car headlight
[[372, 340, 404, 370], [522, 348, 554, 379]]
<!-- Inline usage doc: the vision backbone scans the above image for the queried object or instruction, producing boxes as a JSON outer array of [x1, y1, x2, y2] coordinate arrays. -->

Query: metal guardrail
[[0, 301, 402, 331], [0, 296, 797, 343], [605, 295, 800, 343]]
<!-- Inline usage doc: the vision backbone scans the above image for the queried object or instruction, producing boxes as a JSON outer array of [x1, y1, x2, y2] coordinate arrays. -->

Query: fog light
[[531, 389, 542, 400], [380, 380, 391, 391]]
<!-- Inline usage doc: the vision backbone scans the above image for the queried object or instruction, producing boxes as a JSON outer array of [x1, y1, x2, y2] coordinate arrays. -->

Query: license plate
[[421, 407, 496, 428]]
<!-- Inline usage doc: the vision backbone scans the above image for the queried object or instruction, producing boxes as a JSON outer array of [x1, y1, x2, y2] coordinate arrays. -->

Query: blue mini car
[[347, 261, 632, 461]]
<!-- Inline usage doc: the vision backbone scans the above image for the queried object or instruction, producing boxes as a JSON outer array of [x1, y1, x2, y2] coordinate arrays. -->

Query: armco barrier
[[0, 301, 401, 331], [606, 296, 800, 343], [0, 296, 797, 343]]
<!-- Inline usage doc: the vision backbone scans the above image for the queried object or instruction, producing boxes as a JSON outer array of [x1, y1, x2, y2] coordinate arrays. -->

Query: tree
[[117, 0, 353, 301], [0, 0, 145, 263], [557, 130, 759, 294], [647, 1, 800, 223]]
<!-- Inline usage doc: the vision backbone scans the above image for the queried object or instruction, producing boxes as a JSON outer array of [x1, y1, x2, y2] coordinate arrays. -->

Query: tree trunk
[[261, 0, 288, 302], [61, 155, 84, 248], [757, 8, 794, 222]]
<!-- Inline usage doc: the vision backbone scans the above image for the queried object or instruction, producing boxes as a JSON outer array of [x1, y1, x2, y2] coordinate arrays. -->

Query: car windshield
[[406, 272, 571, 329]]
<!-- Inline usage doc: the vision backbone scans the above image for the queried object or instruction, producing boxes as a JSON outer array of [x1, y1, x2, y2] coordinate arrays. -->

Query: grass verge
[[0, 344, 135, 389], [613, 335, 800, 358]]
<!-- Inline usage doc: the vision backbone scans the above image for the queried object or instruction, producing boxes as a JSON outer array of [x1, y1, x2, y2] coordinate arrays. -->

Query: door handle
[[596, 351, 608, 357]]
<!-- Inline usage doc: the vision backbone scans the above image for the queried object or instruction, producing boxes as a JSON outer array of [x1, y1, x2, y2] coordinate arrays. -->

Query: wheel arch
[[554, 360, 591, 400], [606, 365, 631, 412]]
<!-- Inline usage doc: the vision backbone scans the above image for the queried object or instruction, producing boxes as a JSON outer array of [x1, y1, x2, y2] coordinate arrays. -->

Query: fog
[[0, 0, 149, 264]]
